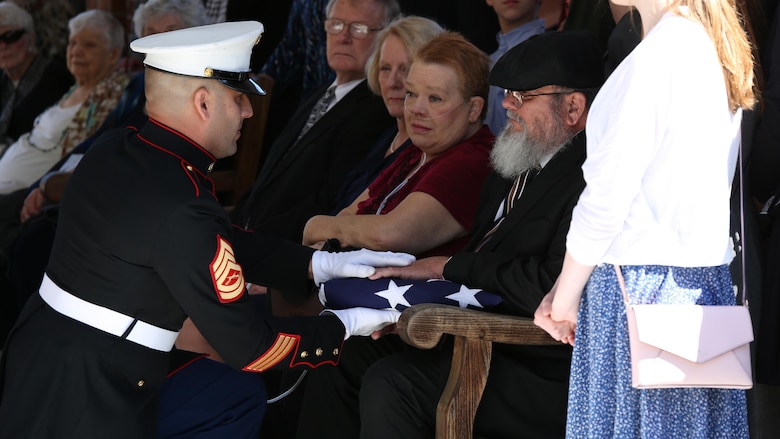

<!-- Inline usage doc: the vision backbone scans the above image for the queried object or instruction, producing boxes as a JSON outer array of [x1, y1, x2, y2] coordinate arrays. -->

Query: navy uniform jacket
[[0, 119, 345, 438]]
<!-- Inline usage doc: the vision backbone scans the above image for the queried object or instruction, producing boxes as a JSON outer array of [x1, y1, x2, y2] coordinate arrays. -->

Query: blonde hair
[[365, 15, 444, 95], [671, 0, 755, 111]]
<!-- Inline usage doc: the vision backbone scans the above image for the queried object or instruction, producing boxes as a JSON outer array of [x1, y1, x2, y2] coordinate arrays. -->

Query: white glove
[[324, 307, 401, 340], [311, 249, 415, 285]]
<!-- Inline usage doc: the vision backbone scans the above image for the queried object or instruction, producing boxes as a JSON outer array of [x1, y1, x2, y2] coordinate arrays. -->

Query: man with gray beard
[[490, 100, 574, 180], [361, 30, 605, 438]]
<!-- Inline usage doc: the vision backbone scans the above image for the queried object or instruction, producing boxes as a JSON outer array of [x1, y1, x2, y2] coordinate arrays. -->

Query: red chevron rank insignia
[[210, 235, 245, 303]]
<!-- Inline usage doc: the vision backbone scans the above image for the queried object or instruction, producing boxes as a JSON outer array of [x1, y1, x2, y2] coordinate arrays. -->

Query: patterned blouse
[[59, 71, 129, 155]]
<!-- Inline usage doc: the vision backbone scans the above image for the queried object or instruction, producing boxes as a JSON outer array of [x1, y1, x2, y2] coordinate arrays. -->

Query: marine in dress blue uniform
[[0, 21, 409, 439]]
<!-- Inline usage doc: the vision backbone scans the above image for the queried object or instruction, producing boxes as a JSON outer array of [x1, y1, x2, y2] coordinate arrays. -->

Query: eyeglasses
[[0, 28, 25, 45], [324, 18, 382, 39], [503, 89, 571, 107]]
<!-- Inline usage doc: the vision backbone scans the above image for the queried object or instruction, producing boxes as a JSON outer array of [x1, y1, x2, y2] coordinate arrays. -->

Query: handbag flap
[[631, 305, 754, 363]]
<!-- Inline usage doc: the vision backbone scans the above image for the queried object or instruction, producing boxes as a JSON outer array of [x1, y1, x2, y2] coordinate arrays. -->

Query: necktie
[[474, 170, 534, 252], [296, 85, 336, 143]]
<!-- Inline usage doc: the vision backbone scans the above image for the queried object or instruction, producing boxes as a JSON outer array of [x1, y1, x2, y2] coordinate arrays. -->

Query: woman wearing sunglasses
[[0, 2, 72, 154]]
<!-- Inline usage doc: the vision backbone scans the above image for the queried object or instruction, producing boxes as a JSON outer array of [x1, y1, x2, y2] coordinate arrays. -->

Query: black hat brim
[[220, 78, 265, 95]]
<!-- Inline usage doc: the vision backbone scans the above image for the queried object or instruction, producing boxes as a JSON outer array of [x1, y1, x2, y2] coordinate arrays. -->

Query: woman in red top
[[303, 32, 493, 257]]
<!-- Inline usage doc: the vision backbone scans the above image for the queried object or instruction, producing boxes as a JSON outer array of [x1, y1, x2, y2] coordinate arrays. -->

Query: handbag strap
[[737, 139, 748, 307], [614, 265, 630, 305], [616, 139, 748, 308]]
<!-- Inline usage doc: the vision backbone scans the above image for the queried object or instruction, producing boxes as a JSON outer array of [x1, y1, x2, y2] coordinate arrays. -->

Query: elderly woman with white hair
[[2, 0, 210, 302], [0, 9, 128, 194], [17, 0, 210, 216], [0, 1, 72, 151], [133, 0, 209, 38], [1, 0, 210, 312]]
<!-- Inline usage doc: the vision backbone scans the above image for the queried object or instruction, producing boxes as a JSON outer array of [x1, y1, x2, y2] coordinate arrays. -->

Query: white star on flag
[[375, 280, 413, 309], [320, 278, 503, 310], [445, 285, 485, 308]]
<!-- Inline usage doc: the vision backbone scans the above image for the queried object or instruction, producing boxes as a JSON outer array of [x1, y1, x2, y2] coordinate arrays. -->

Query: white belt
[[39, 274, 179, 352]]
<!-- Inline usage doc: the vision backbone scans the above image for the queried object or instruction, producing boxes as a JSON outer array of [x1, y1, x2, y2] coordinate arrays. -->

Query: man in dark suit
[[294, 30, 606, 439], [230, 0, 398, 244]]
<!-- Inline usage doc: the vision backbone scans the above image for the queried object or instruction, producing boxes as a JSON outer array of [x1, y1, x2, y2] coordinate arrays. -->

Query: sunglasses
[[0, 28, 26, 45]]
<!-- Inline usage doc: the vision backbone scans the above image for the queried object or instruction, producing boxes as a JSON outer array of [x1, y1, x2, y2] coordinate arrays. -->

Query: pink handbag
[[614, 265, 753, 389]]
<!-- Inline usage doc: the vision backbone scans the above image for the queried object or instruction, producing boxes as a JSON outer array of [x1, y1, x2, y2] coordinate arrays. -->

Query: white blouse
[[0, 103, 78, 194], [566, 11, 742, 268]]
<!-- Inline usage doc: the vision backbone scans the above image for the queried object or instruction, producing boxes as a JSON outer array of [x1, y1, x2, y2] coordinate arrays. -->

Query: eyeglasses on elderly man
[[324, 18, 382, 39], [503, 89, 574, 107]]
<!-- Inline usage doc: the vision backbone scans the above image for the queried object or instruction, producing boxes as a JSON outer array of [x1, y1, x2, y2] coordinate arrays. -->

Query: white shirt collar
[[328, 78, 363, 110]]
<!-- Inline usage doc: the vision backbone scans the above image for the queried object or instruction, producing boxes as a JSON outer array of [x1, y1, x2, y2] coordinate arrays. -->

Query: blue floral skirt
[[565, 264, 749, 438]]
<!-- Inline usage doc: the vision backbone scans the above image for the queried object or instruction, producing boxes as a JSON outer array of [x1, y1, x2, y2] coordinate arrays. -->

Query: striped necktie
[[474, 170, 534, 252]]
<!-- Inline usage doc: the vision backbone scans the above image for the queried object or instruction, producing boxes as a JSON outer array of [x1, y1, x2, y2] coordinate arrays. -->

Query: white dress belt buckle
[[38, 274, 179, 352]]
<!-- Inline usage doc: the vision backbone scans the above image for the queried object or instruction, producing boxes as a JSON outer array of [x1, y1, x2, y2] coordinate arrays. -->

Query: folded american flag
[[319, 278, 503, 311]]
